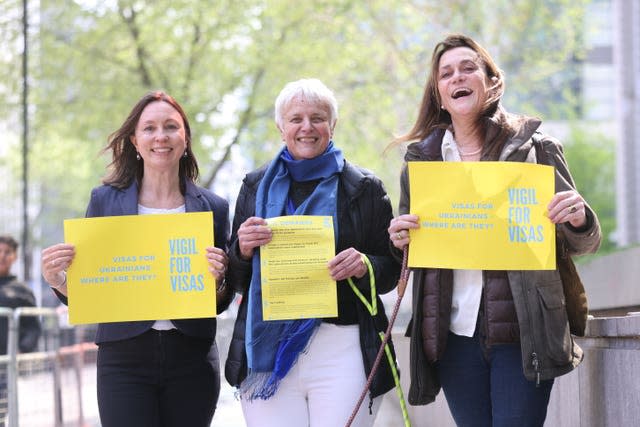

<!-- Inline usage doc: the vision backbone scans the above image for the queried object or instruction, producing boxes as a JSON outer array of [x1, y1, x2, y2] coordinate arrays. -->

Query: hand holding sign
[[407, 162, 555, 270], [63, 212, 216, 324]]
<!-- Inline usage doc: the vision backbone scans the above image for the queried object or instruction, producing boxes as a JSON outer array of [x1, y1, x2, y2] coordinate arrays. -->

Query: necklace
[[457, 145, 483, 157]]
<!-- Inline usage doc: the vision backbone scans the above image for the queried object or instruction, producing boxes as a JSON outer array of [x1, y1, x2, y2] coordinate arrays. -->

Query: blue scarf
[[240, 141, 344, 401]]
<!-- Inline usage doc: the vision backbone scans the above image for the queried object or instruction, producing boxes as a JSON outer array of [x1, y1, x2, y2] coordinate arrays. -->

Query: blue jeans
[[437, 332, 553, 427]]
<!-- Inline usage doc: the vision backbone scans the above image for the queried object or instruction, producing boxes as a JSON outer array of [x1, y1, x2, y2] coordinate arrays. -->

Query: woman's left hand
[[328, 248, 367, 281], [547, 190, 587, 228], [206, 246, 228, 281]]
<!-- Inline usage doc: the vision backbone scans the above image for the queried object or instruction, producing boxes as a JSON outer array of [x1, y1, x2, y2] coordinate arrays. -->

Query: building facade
[[614, 0, 640, 246]]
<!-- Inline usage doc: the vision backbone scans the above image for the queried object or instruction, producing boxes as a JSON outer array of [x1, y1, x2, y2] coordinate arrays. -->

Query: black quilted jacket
[[224, 160, 401, 399]]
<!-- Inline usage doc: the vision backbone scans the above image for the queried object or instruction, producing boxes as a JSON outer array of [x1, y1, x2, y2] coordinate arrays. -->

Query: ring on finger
[[396, 231, 402, 240], [569, 205, 577, 214]]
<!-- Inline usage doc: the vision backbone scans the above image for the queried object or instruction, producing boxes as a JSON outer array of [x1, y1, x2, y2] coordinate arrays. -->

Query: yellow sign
[[261, 215, 337, 321], [63, 212, 216, 324], [408, 162, 555, 270]]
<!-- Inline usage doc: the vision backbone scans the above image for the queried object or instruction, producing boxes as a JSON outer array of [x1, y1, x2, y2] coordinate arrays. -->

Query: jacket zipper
[[481, 271, 489, 345], [531, 352, 540, 386], [518, 271, 542, 387]]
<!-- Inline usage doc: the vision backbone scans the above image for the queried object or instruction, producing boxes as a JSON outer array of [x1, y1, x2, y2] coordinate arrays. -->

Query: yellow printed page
[[63, 212, 215, 324], [261, 215, 337, 321], [408, 162, 555, 270]]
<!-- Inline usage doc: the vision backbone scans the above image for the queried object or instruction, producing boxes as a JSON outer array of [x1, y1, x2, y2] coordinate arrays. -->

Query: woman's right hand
[[388, 214, 420, 249], [41, 243, 75, 290], [237, 217, 272, 260]]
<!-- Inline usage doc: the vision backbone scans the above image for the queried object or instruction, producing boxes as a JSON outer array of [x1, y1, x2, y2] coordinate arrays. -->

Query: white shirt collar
[[441, 129, 461, 162]]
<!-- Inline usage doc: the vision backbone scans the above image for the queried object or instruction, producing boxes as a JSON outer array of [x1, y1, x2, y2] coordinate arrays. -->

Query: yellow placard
[[408, 161, 555, 270], [63, 212, 216, 324], [260, 215, 337, 321]]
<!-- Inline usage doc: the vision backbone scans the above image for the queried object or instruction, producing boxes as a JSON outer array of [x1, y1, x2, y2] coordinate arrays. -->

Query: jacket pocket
[[536, 283, 573, 364]]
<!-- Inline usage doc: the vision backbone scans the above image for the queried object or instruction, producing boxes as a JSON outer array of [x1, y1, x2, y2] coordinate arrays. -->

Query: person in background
[[40, 91, 232, 427], [0, 235, 40, 355], [0, 234, 41, 426], [224, 78, 400, 427], [387, 34, 601, 426]]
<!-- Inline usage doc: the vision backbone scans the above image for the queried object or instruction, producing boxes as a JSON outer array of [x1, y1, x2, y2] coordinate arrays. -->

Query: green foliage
[[0, 0, 24, 116], [0, 0, 591, 246], [562, 125, 616, 254]]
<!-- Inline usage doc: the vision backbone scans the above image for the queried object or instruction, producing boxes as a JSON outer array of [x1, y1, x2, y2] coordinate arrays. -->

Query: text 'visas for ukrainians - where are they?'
[[407, 161, 556, 271], [63, 211, 216, 324]]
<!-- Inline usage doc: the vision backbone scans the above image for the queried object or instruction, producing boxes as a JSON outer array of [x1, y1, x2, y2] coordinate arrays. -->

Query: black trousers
[[97, 329, 220, 427]]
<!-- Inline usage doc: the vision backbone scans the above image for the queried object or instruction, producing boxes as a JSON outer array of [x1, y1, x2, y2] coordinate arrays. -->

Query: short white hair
[[274, 78, 338, 129]]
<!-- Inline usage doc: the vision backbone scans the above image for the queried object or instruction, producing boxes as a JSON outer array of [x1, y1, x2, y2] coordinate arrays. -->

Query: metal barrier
[[0, 307, 98, 427]]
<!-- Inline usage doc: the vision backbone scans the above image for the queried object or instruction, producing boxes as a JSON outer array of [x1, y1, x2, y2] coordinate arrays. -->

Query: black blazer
[[58, 180, 229, 344]]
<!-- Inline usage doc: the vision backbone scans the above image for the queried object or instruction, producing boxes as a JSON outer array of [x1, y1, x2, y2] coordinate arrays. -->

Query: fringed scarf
[[240, 141, 344, 401]]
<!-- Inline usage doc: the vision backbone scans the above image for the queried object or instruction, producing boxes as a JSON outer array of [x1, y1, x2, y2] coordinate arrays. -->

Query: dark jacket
[[55, 180, 230, 344], [401, 116, 602, 405], [0, 276, 41, 354], [224, 160, 401, 398]]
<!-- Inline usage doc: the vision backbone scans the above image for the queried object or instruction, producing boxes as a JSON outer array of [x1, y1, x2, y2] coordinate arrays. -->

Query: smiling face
[[437, 46, 493, 124], [130, 101, 187, 173], [278, 96, 335, 160]]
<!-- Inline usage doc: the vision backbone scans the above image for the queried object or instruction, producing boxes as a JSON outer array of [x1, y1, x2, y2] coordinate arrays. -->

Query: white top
[[138, 203, 186, 331], [441, 130, 483, 337]]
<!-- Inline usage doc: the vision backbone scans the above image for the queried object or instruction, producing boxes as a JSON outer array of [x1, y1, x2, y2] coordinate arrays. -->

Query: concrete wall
[[545, 314, 640, 427], [578, 246, 640, 311]]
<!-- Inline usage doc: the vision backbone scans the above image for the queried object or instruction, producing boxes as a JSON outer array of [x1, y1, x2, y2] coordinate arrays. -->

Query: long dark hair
[[102, 91, 199, 192], [391, 34, 515, 158]]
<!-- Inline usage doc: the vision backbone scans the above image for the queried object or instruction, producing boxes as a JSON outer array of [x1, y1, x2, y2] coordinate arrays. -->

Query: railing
[[0, 307, 98, 427]]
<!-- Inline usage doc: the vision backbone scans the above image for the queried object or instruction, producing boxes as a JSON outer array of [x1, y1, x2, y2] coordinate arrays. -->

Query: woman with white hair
[[224, 78, 400, 427]]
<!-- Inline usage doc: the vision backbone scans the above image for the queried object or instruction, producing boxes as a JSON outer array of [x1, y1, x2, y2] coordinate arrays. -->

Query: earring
[[441, 105, 446, 110], [183, 151, 188, 158], [136, 152, 141, 161]]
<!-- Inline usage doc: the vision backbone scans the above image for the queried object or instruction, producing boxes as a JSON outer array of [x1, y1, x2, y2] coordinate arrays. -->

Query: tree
[[562, 126, 616, 254], [1, 0, 591, 247]]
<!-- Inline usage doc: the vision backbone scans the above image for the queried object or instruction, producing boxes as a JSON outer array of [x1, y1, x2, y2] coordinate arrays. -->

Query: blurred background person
[[0, 235, 40, 355], [0, 234, 41, 426]]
